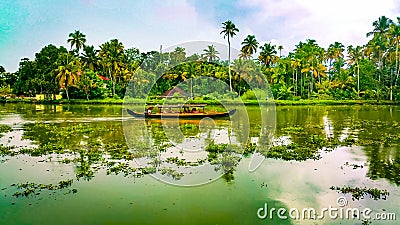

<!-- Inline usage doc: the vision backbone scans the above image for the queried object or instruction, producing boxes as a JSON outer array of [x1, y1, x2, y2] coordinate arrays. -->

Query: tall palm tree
[[240, 35, 258, 59], [55, 52, 81, 100], [81, 45, 99, 71], [347, 45, 363, 97], [258, 42, 277, 67], [366, 16, 393, 38], [220, 20, 239, 91], [390, 17, 400, 87], [367, 16, 393, 84], [99, 39, 125, 96], [290, 58, 301, 95], [202, 45, 220, 62], [278, 45, 283, 57], [67, 30, 86, 53], [327, 42, 345, 80]]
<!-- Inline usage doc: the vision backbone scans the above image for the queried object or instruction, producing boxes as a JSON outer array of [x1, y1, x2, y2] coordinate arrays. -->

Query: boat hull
[[126, 109, 236, 118]]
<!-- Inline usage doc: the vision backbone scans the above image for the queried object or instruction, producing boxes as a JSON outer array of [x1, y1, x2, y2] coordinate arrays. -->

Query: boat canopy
[[153, 104, 207, 108]]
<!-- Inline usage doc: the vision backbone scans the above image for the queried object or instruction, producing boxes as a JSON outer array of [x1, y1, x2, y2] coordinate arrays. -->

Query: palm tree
[[220, 20, 239, 91], [390, 17, 400, 87], [240, 35, 258, 59], [258, 42, 277, 67], [290, 58, 301, 95], [55, 52, 81, 100], [327, 42, 345, 80], [67, 30, 86, 53], [367, 16, 393, 84], [278, 45, 283, 57], [202, 45, 220, 62], [347, 45, 363, 97], [81, 45, 99, 71], [99, 39, 125, 96], [366, 16, 393, 38]]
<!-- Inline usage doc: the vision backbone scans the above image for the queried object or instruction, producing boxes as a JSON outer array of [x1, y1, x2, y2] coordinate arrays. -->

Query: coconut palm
[[202, 45, 220, 62], [367, 16, 393, 38], [258, 42, 277, 67], [240, 35, 258, 59], [220, 20, 239, 91], [389, 18, 400, 86], [99, 39, 125, 96], [278, 45, 283, 57], [67, 30, 86, 53], [327, 42, 345, 80], [55, 52, 81, 100], [81, 45, 99, 71], [347, 45, 363, 97]]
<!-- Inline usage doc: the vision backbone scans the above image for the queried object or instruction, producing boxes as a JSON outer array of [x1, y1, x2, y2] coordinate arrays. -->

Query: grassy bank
[[2, 97, 399, 106]]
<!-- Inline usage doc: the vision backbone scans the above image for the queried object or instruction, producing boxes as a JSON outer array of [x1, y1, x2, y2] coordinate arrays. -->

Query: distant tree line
[[1, 16, 400, 101]]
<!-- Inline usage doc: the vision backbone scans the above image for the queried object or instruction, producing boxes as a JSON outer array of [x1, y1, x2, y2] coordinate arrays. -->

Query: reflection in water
[[1, 104, 400, 225]]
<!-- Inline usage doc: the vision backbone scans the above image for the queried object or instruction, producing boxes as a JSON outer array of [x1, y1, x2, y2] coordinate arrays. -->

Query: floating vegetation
[[281, 126, 305, 135], [160, 167, 184, 180], [12, 179, 75, 198], [166, 157, 187, 166], [0, 144, 15, 156], [0, 124, 12, 137], [343, 162, 365, 169], [330, 186, 389, 200], [106, 163, 137, 177], [266, 135, 343, 161]]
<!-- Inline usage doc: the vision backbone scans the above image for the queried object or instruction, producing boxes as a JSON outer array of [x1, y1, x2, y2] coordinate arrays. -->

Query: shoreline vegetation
[[1, 98, 399, 106], [1, 17, 400, 104]]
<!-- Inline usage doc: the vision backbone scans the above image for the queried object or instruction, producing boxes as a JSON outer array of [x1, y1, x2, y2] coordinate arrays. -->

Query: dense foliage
[[1, 16, 400, 101]]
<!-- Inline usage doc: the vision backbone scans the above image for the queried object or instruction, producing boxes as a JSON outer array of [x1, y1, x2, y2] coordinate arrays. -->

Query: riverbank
[[1, 97, 399, 106]]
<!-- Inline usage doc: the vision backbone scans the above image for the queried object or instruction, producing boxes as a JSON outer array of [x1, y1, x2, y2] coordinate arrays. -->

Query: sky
[[0, 0, 399, 72]]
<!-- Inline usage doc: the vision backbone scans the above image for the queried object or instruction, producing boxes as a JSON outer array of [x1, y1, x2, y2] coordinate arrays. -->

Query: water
[[0, 103, 399, 225]]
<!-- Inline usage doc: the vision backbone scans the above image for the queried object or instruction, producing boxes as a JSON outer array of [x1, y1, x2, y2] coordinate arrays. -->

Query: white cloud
[[236, 0, 399, 53], [1, 0, 399, 71]]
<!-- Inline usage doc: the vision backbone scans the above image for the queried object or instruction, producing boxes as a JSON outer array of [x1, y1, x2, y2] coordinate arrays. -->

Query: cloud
[[235, 0, 399, 53], [1, 0, 399, 71]]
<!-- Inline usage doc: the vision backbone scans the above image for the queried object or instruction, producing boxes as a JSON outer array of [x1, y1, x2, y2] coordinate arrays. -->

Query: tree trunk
[[292, 70, 295, 96], [228, 36, 232, 92], [395, 40, 399, 86], [295, 69, 298, 96], [190, 78, 193, 98], [357, 62, 360, 98], [86, 90, 89, 101], [112, 77, 116, 96], [66, 86, 70, 100]]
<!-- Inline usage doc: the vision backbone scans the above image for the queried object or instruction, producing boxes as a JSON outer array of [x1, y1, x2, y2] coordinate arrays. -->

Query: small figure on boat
[[145, 107, 153, 116]]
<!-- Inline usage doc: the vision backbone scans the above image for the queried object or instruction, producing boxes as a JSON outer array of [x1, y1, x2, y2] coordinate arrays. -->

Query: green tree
[[67, 30, 87, 53], [240, 35, 258, 59], [76, 70, 97, 100], [202, 45, 220, 62], [220, 20, 239, 91], [347, 45, 363, 97], [259, 42, 277, 67], [278, 45, 283, 57], [81, 45, 99, 71], [99, 39, 126, 96], [55, 52, 81, 100]]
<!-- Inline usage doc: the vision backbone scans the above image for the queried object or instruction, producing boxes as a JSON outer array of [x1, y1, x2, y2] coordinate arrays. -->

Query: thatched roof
[[160, 86, 189, 97]]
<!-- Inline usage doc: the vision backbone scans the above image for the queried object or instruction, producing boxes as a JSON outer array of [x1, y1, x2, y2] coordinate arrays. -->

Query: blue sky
[[1, 0, 399, 72]]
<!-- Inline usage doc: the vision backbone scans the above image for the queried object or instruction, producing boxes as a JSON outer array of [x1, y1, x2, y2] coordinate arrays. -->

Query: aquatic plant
[[159, 167, 184, 180], [107, 163, 137, 177], [12, 179, 75, 198], [330, 186, 389, 200], [0, 124, 12, 137]]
